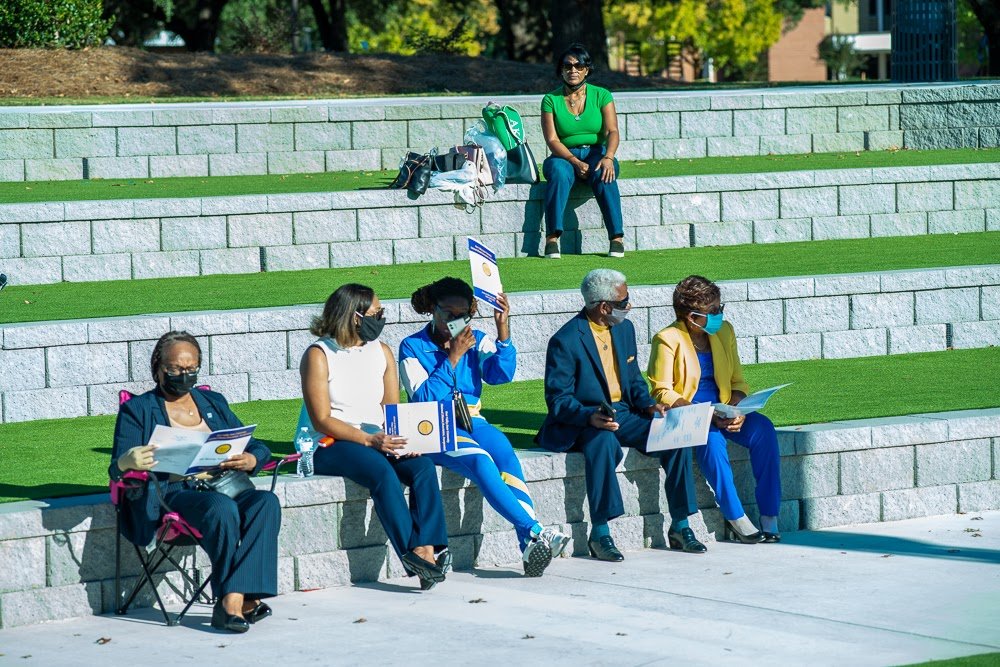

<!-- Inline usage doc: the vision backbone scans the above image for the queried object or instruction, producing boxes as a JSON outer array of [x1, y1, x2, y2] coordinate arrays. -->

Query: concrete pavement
[[2, 512, 998, 666]]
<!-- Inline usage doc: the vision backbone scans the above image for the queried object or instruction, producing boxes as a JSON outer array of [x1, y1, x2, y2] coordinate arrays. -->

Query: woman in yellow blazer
[[647, 275, 781, 542]]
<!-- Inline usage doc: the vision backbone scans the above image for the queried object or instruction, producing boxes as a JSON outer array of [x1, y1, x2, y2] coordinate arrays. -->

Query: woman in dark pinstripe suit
[[111, 331, 281, 633]]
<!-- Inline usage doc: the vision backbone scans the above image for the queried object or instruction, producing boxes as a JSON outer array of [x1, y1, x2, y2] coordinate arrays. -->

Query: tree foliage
[[605, 0, 782, 80], [346, 0, 499, 56], [0, 0, 112, 48], [818, 33, 867, 80]]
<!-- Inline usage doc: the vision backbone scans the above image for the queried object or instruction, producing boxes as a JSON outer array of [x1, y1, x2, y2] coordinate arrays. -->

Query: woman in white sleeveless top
[[298, 283, 448, 589]]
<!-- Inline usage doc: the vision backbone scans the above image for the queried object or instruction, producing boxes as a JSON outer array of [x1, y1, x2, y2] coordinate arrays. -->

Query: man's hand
[[588, 410, 619, 432], [117, 445, 157, 472], [643, 403, 668, 418], [220, 453, 258, 472]]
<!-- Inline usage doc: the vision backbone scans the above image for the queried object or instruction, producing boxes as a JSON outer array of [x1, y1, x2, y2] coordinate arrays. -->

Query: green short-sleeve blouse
[[540, 84, 614, 148]]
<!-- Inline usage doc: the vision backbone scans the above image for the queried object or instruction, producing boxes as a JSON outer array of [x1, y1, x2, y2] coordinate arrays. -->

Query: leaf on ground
[[522, 634, 535, 639], [354, 617, 367, 623], [971, 516, 983, 520], [95, 637, 111, 645], [616, 632, 627, 636], [468, 598, 486, 604], [723, 571, 733, 575], [881, 554, 892, 558]]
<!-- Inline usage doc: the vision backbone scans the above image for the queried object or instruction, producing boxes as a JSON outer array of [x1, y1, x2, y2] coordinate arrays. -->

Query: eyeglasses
[[163, 365, 200, 375], [562, 62, 588, 71], [692, 303, 725, 317], [356, 308, 385, 319]]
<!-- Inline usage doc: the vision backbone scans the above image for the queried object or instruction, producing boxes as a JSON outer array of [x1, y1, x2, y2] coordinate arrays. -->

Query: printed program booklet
[[712, 383, 792, 419], [384, 401, 458, 455], [146, 424, 256, 476], [468, 237, 504, 312], [645, 403, 714, 452]]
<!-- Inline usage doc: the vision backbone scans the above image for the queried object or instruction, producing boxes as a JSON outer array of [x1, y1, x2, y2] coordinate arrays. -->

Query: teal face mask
[[691, 308, 724, 336]]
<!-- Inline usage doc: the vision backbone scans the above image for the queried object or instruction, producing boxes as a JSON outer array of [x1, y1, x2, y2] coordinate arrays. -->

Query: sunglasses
[[604, 293, 630, 310], [356, 307, 385, 319], [691, 303, 726, 317], [562, 62, 588, 71]]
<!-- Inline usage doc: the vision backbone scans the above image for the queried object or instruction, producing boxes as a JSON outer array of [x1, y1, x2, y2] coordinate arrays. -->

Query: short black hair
[[150, 331, 201, 380], [555, 43, 594, 78], [411, 277, 474, 315]]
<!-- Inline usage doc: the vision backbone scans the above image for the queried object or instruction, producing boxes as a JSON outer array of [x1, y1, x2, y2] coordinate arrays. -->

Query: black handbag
[[505, 142, 540, 184], [389, 151, 433, 195], [194, 470, 255, 500], [452, 389, 474, 433]]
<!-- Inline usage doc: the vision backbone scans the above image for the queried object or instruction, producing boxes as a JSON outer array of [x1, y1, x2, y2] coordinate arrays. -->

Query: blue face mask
[[691, 312, 724, 336]]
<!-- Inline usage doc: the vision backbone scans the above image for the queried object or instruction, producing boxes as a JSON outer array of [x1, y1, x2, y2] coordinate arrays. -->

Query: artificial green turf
[[2, 148, 999, 204], [3, 232, 999, 325], [897, 654, 1000, 667], [2, 347, 997, 504]]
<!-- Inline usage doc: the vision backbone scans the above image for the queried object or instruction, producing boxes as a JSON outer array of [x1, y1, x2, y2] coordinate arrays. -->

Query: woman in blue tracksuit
[[399, 277, 571, 577]]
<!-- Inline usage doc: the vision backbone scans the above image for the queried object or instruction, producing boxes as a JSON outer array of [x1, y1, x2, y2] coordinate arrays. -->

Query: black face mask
[[162, 371, 198, 397], [358, 314, 386, 342]]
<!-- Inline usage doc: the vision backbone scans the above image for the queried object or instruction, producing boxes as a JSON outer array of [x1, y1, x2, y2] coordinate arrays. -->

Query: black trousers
[[569, 402, 696, 525], [164, 487, 281, 599]]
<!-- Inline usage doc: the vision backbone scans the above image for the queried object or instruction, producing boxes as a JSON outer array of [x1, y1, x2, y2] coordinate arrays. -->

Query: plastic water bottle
[[295, 427, 315, 478]]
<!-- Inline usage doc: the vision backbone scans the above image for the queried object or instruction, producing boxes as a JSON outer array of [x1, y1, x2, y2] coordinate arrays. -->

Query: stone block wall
[[1, 83, 1000, 182], [1, 266, 997, 424], [0, 409, 996, 628], [2, 163, 998, 286]]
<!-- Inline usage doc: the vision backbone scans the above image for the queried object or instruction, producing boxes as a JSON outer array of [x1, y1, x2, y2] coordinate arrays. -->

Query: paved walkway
[[2, 512, 998, 666]]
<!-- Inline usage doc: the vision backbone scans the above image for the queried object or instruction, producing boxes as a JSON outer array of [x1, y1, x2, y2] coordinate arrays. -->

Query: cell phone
[[445, 315, 472, 339], [598, 401, 616, 418]]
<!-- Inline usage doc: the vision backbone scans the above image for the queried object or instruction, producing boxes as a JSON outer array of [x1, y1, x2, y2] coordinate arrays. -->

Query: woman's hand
[[446, 326, 477, 366], [712, 414, 744, 433], [572, 158, 590, 179], [597, 156, 616, 183], [117, 445, 157, 472], [493, 293, 511, 340], [220, 453, 257, 473], [367, 432, 407, 457]]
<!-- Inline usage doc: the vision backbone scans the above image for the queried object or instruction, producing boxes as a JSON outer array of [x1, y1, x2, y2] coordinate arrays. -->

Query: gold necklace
[[593, 327, 612, 351]]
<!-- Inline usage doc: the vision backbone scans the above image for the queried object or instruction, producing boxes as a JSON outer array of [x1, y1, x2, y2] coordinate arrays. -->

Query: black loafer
[[668, 527, 708, 554], [588, 535, 624, 562], [245, 601, 272, 624], [211, 601, 250, 633]]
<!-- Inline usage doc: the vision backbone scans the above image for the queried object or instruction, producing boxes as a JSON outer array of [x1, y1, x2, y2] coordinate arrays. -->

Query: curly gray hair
[[581, 268, 627, 307]]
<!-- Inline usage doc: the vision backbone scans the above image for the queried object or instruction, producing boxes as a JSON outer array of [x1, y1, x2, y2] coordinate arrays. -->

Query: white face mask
[[607, 307, 630, 326]]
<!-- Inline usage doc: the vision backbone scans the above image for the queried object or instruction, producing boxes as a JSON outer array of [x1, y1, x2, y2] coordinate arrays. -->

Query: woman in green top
[[541, 43, 624, 259]]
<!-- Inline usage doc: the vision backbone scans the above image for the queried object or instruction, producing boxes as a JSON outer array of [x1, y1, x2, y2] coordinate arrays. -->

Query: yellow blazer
[[646, 319, 749, 406]]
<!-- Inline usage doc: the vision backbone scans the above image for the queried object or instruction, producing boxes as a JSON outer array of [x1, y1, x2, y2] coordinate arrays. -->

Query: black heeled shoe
[[723, 520, 766, 544], [762, 532, 781, 543], [667, 527, 708, 554], [244, 600, 272, 624], [212, 601, 250, 633], [402, 550, 446, 591]]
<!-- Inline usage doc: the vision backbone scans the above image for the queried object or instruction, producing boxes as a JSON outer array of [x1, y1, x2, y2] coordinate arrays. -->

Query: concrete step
[[1, 81, 998, 182], [2, 162, 999, 286], [0, 408, 997, 628], [1, 266, 998, 423]]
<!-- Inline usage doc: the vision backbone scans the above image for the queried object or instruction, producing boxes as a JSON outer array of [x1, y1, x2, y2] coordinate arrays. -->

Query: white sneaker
[[537, 526, 572, 559], [522, 538, 553, 577]]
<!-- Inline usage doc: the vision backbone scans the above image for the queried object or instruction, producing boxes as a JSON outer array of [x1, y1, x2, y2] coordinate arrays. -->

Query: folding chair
[[111, 388, 301, 625]]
